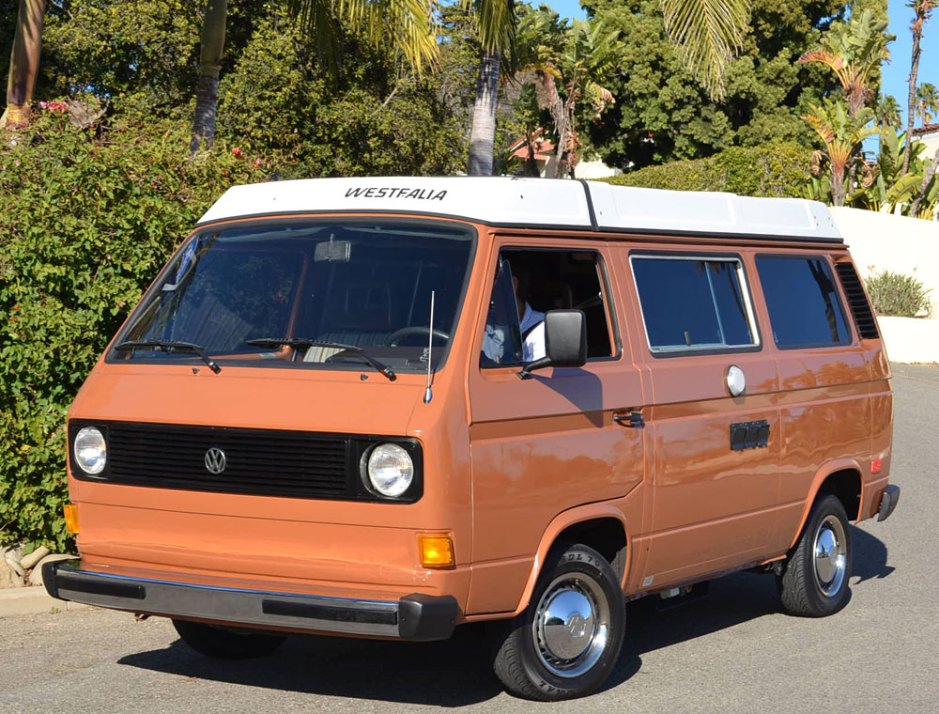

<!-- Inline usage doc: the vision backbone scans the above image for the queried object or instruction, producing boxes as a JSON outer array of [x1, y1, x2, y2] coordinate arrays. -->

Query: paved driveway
[[1, 364, 936, 714]]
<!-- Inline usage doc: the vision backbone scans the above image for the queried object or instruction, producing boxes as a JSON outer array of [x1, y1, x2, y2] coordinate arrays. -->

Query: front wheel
[[778, 494, 853, 617], [173, 619, 286, 660], [490, 543, 625, 701]]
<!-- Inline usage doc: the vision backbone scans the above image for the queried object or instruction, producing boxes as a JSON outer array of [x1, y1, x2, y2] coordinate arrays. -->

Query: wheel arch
[[788, 460, 863, 550], [509, 504, 629, 618]]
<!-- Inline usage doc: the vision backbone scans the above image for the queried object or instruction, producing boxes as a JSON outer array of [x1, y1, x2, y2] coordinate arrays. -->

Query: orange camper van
[[45, 177, 899, 700]]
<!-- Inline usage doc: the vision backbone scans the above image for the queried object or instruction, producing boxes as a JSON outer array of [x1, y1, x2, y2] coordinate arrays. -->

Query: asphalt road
[[1, 364, 936, 714]]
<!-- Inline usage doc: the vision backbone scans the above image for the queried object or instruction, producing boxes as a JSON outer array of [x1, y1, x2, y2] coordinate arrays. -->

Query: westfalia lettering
[[345, 187, 447, 201]]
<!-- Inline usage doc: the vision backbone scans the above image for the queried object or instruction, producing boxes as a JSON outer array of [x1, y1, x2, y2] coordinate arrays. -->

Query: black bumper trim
[[56, 572, 145, 600], [262, 599, 398, 626], [43, 560, 458, 641]]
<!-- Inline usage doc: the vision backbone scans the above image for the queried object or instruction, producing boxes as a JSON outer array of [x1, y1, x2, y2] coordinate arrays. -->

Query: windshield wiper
[[114, 340, 222, 374], [246, 338, 396, 381]]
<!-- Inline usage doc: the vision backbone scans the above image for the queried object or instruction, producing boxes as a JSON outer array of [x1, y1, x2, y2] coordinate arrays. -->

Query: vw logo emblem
[[204, 447, 227, 474]]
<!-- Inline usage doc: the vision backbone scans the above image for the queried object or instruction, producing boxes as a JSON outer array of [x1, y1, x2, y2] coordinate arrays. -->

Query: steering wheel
[[386, 326, 451, 346]]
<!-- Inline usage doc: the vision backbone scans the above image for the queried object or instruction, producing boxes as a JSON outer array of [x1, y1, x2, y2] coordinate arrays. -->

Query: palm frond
[[462, 0, 515, 55], [288, 0, 438, 73], [660, 0, 750, 101]]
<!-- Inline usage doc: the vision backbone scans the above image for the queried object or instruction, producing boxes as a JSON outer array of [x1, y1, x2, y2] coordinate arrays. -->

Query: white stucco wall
[[917, 129, 939, 159], [831, 207, 939, 363], [831, 207, 939, 316], [576, 160, 621, 179]]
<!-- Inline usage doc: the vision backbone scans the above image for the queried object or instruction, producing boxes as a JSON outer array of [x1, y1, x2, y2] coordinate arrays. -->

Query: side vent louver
[[835, 262, 879, 339]]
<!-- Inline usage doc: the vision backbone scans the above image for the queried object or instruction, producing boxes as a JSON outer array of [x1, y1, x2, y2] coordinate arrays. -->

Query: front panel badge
[[204, 447, 227, 474]]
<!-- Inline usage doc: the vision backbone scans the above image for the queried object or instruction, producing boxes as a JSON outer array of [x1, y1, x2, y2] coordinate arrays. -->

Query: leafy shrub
[[0, 110, 268, 549], [216, 16, 465, 178], [597, 144, 812, 198], [865, 270, 933, 318]]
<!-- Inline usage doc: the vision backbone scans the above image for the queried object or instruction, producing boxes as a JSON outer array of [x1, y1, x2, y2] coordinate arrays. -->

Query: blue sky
[[544, 0, 938, 126]]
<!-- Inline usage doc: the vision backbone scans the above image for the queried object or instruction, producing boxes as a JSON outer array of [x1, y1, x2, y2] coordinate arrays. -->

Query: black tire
[[778, 494, 853, 617], [172, 619, 286, 660], [490, 543, 626, 701]]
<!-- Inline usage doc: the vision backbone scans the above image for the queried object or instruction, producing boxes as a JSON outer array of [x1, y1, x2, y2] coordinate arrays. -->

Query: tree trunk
[[467, 51, 500, 177], [902, 4, 929, 175], [909, 145, 939, 217], [190, 0, 228, 153], [1, 0, 47, 130], [831, 162, 846, 207]]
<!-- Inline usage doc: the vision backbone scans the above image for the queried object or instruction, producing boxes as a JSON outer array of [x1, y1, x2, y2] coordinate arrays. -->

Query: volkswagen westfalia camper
[[44, 177, 898, 700]]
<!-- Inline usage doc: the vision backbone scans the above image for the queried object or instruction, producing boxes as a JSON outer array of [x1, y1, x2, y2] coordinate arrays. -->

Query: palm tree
[[515, 16, 623, 178], [191, 0, 229, 153], [465, 0, 517, 177], [902, 1, 936, 174], [803, 100, 877, 207], [190, 0, 438, 152], [915, 82, 939, 125], [797, 9, 888, 119], [1, 0, 47, 130], [875, 94, 902, 127], [465, 0, 752, 176]]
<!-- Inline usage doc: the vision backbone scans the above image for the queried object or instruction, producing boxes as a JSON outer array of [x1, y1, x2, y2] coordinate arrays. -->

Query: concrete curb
[[0, 586, 90, 618]]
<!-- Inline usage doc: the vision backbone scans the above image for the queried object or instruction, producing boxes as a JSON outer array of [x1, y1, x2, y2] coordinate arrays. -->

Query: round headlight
[[366, 443, 414, 498], [74, 426, 107, 475]]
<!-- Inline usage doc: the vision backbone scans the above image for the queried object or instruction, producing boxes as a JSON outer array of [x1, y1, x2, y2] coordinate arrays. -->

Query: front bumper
[[43, 560, 458, 642]]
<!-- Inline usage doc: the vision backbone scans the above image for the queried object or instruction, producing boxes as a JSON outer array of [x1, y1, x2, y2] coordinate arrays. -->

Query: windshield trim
[[105, 216, 479, 377]]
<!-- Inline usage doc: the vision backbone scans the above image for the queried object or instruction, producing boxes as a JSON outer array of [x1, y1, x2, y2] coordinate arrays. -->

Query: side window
[[480, 248, 615, 367], [756, 255, 852, 348], [631, 255, 758, 353]]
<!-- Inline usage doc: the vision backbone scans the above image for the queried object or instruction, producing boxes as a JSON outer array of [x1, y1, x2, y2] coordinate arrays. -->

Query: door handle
[[613, 410, 644, 429]]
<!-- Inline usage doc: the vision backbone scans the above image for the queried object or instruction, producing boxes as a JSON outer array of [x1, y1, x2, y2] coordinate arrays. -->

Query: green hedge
[[0, 111, 267, 549], [597, 144, 813, 198]]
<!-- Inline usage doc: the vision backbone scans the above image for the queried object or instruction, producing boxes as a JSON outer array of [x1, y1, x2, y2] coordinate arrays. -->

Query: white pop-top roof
[[198, 176, 842, 242]]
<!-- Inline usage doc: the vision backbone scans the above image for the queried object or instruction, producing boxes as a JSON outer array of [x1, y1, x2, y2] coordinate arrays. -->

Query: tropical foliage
[[797, 5, 938, 216], [585, 0, 846, 170], [0, 111, 266, 548]]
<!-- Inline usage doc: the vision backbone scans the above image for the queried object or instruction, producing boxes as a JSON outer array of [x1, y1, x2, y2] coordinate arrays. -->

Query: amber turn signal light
[[63, 504, 80, 534], [419, 534, 454, 569]]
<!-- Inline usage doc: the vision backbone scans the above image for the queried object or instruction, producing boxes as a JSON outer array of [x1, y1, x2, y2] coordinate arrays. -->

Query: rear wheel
[[778, 494, 852, 617], [490, 543, 625, 701], [172, 619, 286, 659]]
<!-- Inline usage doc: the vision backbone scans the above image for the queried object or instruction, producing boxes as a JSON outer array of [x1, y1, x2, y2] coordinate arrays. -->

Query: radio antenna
[[423, 291, 436, 404]]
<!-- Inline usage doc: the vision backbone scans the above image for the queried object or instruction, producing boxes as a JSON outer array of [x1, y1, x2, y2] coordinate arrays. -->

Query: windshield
[[112, 220, 475, 373]]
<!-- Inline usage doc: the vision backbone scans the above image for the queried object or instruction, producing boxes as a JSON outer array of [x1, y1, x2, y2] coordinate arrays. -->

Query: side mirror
[[518, 309, 587, 378]]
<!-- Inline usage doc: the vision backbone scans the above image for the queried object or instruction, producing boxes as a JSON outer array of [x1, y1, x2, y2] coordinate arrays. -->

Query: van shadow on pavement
[[118, 528, 893, 706]]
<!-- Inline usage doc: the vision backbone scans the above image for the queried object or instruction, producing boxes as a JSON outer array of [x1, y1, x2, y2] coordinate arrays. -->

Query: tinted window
[[632, 257, 757, 352], [757, 256, 852, 348]]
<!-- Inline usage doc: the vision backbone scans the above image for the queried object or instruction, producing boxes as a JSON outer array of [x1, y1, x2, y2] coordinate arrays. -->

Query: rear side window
[[631, 256, 758, 353], [756, 255, 852, 348]]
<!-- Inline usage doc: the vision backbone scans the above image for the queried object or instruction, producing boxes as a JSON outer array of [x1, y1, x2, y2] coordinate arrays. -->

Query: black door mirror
[[518, 309, 587, 378]]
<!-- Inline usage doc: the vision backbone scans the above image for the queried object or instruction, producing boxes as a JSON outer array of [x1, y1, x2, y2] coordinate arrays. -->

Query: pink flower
[[39, 101, 48, 109], [231, 147, 243, 158]]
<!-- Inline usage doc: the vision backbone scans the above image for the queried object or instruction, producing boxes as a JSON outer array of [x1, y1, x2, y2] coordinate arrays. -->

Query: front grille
[[69, 421, 422, 502]]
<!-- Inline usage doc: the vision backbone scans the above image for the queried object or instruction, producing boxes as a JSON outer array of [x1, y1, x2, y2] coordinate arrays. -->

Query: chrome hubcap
[[814, 515, 847, 598], [533, 574, 610, 678]]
